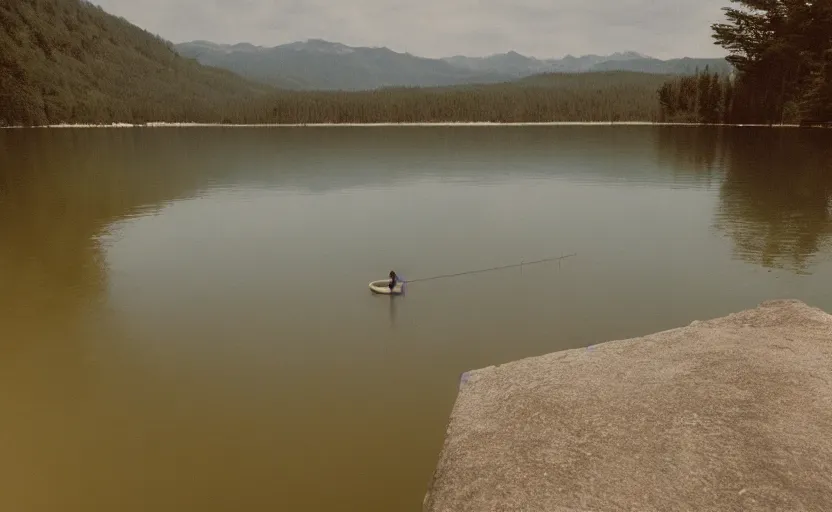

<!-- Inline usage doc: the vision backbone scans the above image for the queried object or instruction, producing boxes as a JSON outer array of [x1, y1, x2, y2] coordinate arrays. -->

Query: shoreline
[[424, 299, 832, 511], [0, 121, 805, 129]]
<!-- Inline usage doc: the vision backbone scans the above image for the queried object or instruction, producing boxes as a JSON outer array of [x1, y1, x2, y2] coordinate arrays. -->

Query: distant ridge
[[175, 39, 732, 90], [174, 39, 511, 91], [0, 0, 725, 126]]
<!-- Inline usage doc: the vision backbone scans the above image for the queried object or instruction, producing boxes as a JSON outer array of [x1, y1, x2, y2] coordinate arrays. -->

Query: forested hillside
[[658, 68, 733, 123], [254, 72, 669, 124], [658, 0, 832, 124], [0, 0, 271, 126], [0, 0, 669, 125]]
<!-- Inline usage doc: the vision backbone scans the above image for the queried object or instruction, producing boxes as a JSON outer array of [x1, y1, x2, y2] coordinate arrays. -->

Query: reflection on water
[[655, 126, 832, 272], [717, 130, 832, 273], [656, 125, 723, 186], [389, 294, 400, 327], [0, 126, 831, 512]]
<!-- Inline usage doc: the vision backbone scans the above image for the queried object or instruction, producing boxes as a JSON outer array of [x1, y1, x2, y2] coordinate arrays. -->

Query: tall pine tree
[[711, 0, 832, 123]]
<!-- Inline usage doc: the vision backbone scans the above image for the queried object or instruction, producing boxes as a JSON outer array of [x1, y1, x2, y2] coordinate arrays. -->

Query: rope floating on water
[[404, 253, 577, 284]]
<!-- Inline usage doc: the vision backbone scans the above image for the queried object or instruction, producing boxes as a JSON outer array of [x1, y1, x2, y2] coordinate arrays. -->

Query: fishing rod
[[402, 253, 577, 284]]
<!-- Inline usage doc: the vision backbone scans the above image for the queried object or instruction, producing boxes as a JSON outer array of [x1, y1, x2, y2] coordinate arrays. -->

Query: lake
[[1, 126, 831, 512]]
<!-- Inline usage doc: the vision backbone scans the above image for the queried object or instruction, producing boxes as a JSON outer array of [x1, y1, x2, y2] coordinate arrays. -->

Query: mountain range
[[0, 0, 728, 126], [175, 39, 732, 91]]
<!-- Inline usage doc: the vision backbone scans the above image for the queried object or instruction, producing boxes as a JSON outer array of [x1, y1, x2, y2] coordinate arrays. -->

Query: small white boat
[[369, 280, 404, 295]]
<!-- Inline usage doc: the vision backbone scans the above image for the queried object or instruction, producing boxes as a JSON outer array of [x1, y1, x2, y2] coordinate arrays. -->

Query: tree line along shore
[[1, 0, 830, 127]]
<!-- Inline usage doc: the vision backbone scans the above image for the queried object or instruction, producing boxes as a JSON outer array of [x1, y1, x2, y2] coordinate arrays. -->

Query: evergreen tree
[[658, 1, 832, 124], [801, 48, 832, 122], [708, 72, 724, 123], [720, 74, 734, 123], [711, 0, 832, 123], [697, 67, 713, 122], [658, 82, 677, 121]]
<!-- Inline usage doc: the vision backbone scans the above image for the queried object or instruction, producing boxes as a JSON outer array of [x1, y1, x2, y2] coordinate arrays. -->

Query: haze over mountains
[[0, 0, 732, 126], [175, 39, 732, 91]]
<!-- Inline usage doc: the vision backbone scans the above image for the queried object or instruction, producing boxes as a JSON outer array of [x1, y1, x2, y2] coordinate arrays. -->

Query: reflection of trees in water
[[1, 126, 669, 351], [0, 127, 463, 343], [657, 127, 832, 273], [6, 125, 827, 336], [656, 127, 724, 189], [692, 129, 832, 273], [0, 129, 232, 348]]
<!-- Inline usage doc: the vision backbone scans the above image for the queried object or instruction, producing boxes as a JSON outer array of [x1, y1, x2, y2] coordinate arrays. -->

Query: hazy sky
[[93, 0, 729, 59]]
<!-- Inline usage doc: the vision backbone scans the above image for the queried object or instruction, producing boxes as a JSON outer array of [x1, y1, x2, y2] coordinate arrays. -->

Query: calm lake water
[[1, 126, 831, 511]]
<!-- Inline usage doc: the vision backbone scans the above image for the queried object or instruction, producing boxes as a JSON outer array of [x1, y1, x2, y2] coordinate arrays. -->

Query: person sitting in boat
[[388, 270, 399, 291]]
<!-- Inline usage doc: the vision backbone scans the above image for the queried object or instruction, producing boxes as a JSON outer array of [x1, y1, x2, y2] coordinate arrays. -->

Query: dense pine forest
[[4, 0, 827, 126], [245, 73, 669, 125], [1, 0, 669, 125], [0, 0, 273, 126], [658, 69, 735, 123], [658, 0, 832, 124]]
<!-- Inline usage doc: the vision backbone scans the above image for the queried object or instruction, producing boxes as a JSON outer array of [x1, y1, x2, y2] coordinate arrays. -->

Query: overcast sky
[[93, 0, 729, 59]]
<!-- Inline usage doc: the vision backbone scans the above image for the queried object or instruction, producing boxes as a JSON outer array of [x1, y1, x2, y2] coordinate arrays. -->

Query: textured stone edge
[[421, 299, 832, 511]]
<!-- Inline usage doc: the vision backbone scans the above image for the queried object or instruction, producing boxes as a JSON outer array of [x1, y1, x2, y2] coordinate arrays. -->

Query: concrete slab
[[424, 300, 832, 512]]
